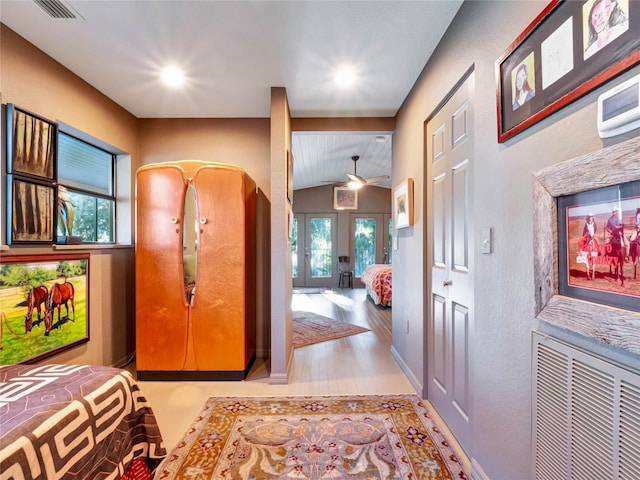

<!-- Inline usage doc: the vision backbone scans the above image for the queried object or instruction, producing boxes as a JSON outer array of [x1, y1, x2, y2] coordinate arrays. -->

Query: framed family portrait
[[333, 186, 358, 210], [394, 178, 414, 229], [0, 254, 90, 365], [496, 0, 640, 142], [6, 104, 57, 180], [7, 175, 56, 244]]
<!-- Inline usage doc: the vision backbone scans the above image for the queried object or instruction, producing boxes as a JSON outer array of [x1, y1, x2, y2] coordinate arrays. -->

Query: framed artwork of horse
[[0, 253, 89, 365], [533, 136, 640, 356], [558, 180, 640, 312]]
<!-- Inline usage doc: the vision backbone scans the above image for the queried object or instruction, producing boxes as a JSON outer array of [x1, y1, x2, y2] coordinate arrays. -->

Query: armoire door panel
[[135, 165, 190, 371], [190, 165, 257, 371]]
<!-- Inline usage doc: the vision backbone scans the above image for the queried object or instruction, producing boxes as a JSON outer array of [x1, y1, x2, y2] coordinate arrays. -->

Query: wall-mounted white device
[[597, 73, 640, 138]]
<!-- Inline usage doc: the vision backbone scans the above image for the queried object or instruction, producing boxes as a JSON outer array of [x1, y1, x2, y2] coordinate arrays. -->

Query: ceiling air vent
[[33, 0, 82, 19]]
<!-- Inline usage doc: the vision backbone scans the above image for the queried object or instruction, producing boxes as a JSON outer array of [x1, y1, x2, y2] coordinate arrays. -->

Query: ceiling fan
[[326, 155, 389, 190]]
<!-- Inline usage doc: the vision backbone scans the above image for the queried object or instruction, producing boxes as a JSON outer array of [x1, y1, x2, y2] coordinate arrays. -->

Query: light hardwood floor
[[134, 287, 468, 471]]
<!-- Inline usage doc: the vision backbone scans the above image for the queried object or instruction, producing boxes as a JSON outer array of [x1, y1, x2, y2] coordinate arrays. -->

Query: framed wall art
[[287, 150, 294, 205], [6, 104, 57, 180], [557, 180, 639, 312], [0, 254, 90, 365], [333, 186, 358, 210], [532, 135, 640, 355], [7, 175, 56, 244], [394, 178, 414, 229], [496, 0, 640, 143]]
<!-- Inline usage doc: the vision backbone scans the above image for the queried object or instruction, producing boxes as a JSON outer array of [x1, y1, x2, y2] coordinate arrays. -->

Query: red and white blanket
[[361, 264, 392, 306]]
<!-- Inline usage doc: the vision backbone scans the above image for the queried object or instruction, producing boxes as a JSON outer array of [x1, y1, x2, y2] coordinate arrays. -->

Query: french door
[[351, 214, 392, 285], [292, 213, 337, 288]]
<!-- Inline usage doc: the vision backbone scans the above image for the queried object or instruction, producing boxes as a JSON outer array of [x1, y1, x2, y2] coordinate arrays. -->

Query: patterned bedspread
[[0, 364, 166, 479], [361, 264, 392, 306]]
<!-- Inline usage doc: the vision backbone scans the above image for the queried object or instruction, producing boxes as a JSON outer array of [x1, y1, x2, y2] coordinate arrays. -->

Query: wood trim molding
[[532, 136, 640, 355]]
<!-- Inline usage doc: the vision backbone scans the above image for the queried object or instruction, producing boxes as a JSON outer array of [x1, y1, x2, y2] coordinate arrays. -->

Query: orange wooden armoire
[[135, 160, 256, 380]]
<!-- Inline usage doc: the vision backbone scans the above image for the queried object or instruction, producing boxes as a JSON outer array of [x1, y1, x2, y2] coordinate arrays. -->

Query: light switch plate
[[482, 227, 492, 254]]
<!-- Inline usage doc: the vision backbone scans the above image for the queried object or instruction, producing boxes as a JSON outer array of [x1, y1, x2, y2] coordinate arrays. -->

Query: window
[[57, 132, 115, 243]]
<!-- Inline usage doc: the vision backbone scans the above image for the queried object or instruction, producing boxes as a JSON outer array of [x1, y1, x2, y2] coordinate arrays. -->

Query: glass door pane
[[302, 214, 337, 287], [291, 217, 298, 278], [354, 218, 377, 277], [310, 217, 332, 278]]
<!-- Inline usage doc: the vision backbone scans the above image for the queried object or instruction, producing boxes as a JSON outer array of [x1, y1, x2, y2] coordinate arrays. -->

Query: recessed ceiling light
[[334, 65, 356, 88], [161, 66, 185, 87]]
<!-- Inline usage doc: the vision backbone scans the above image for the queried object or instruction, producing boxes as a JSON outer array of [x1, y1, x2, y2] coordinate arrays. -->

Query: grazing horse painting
[[45, 282, 75, 335], [25, 286, 48, 333]]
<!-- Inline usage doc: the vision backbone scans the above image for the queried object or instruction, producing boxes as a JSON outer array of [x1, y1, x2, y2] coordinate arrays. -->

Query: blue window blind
[[58, 132, 113, 195]]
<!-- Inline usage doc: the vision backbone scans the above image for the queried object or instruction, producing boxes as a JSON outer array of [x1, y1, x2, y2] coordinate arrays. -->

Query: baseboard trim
[[471, 458, 490, 480], [269, 344, 294, 384], [390, 345, 422, 394]]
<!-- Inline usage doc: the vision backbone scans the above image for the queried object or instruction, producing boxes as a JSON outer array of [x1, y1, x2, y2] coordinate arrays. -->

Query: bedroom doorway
[[292, 213, 337, 288]]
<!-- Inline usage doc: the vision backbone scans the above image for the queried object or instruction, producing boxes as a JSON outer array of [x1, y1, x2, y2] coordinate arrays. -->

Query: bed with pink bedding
[[361, 264, 392, 307]]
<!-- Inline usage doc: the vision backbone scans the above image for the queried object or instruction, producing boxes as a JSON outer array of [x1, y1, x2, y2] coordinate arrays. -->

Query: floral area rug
[[155, 395, 467, 479], [292, 311, 370, 348]]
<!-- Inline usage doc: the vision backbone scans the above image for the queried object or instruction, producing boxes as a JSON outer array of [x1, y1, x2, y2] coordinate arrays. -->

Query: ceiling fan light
[[347, 179, 363, 190]]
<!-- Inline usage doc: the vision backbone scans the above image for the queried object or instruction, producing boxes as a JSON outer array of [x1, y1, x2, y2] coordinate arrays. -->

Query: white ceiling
[[0, 0, 463, 189]]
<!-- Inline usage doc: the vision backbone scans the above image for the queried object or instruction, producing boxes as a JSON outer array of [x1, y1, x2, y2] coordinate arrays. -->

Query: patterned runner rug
[[293, 311, 369, 348], [156, 395, 468, 479]]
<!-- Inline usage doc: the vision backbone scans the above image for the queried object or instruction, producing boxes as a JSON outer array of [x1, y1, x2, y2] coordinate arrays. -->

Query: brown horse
[[605, 229, 627, 285], [45, 282, 75, 335], [25, 286, 48, 333], [630, 229, 640, 280]]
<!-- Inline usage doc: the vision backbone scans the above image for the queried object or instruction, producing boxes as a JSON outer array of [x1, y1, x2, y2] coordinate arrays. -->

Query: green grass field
[[0, 277, 87, 364]]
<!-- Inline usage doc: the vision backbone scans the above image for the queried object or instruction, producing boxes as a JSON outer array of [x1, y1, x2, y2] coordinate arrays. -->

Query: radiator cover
[[532, 332, 640, 480]]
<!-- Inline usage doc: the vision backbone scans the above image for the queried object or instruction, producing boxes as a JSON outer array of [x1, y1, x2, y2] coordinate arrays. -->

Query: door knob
[[443, 280, 452, 286]]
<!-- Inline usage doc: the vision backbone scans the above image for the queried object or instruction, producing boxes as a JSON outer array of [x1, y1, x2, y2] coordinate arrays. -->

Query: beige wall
[[269, 87, 292, 383], [392, 2, 640, 479], [137, 118, 272, 357], [1, 24, 139, 367], [293, 184, 390, 214], [294, 185, 392, 280], [138, 118, 271, 199]]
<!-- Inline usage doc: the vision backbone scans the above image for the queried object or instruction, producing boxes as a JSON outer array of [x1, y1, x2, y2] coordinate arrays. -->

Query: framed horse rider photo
[[557, 180, 640, 312], [0, 253, 89, 365]]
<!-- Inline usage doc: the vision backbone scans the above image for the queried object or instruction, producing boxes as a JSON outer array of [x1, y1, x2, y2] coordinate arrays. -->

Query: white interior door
[[426, 71, 475, 453]]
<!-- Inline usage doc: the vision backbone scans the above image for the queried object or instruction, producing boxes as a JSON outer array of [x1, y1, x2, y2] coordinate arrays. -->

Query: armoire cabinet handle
[[170, 217, 178, 224], [199, 217, 208, 224]]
